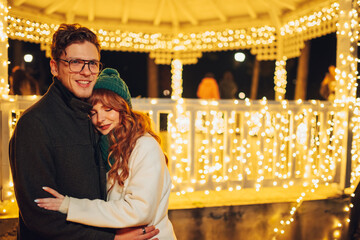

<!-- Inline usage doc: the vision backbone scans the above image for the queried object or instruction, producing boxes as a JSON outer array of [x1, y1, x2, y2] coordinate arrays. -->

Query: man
[[9, 23, 159, 240]]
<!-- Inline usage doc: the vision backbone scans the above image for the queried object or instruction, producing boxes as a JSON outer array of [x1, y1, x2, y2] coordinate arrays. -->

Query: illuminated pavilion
[[0, 0, 359, 239]]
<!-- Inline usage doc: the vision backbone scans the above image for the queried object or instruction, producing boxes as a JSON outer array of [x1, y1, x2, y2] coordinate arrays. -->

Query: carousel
[[0, 0, 359, 239]]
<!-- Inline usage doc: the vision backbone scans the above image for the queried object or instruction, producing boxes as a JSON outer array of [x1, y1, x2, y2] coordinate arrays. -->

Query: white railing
[[0, 97, 349, 201], [135, 98, 345, 193]]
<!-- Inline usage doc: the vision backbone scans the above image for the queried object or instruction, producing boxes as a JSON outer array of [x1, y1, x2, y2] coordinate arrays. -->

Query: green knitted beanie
[[94, 68, 132, 108]]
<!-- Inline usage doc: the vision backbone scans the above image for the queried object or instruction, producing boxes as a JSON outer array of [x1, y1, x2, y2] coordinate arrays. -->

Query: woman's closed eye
[[89, 111, 97, 118]]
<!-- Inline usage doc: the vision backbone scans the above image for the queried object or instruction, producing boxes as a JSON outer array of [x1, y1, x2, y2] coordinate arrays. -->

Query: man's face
[[50, 41, 100, 99]]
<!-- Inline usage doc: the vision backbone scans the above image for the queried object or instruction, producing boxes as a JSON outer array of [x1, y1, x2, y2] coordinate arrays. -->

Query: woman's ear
[[50, 59, 59, 77]]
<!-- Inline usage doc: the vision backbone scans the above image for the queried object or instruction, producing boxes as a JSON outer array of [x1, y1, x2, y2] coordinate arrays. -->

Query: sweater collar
[[53, 78, 93, 117]]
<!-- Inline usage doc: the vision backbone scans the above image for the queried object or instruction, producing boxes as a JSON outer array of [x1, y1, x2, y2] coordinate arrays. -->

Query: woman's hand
[[35, 186, 65, 211], [115, 226, 159, 240]]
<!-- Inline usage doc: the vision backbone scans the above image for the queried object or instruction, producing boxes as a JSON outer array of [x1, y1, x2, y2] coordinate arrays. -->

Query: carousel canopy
[[9, 0, 330, 32], [8, 0, 336, 63]]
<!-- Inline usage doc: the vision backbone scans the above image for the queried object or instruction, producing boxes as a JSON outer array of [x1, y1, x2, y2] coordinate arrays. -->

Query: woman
[[35, 68, 176, 240]]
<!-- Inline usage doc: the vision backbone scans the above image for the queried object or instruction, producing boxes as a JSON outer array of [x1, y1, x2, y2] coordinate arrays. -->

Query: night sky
[[8, 33, 337, 100]]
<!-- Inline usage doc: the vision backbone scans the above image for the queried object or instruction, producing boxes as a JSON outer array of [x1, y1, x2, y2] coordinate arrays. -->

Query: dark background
[[8, 32, 337, 100]]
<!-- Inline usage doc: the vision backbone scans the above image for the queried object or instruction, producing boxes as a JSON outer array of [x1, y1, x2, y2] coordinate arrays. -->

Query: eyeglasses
[[58, 59, 103, 74]]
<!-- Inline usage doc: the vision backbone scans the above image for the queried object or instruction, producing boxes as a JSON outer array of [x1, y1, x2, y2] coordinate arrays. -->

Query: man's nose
[[80, 63, 92, 75]]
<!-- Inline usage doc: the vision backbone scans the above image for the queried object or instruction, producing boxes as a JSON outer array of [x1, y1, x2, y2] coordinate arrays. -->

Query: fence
[[0, 97, 349, 202]]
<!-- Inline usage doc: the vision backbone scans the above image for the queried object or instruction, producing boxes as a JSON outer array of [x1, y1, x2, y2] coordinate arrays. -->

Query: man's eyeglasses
[[58, 59, 103, 74]]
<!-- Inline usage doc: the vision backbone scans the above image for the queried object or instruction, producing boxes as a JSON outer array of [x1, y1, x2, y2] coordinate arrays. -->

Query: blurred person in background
[[9, 66, 40, 95], [197, 72, 220, 99], [319, 65, 336, 101], [219, 71, 238, 99]]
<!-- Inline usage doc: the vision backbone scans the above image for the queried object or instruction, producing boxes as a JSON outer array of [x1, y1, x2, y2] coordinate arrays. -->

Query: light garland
[[0, 0, 10, 212], [271, 102, 339, 238], [171, 59, 183, 100], [6, 0, 338, 65], [0, 0, 8, 96], [281, 2, 338, 36], [0, 181, 17, 218], [346, 0, 360, 238], [274, 58, 287, 101], [334, 5, 358, 103], [6, 16, 276, 53], [0, 3, 357, 239], [0, 106, 19, 217], [166, 98, 340, 194], [0, 97, 352, 236], [272, 179, 320, 239], [272, 0, 359, 238]]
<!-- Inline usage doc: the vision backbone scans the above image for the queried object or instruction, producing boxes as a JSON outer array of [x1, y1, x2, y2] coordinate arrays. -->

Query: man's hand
[[114, 226, 159, 240]]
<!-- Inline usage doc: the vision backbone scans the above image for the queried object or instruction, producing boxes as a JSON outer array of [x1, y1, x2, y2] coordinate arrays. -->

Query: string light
[[0, 4, 357, 240], [171, 59, 183, 100], [274, 58, 287, 101], [0, 82, 354, 235], [164, 98, 340, 195], [345, 0, 360, 236], [7, 1, 338, 64], [0, 0, 8, 95], [281, 3, 338, 36]]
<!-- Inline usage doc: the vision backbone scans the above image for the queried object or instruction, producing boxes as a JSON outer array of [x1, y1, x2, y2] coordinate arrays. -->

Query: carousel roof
[[7, 0, 337, 63], [9, 0, 332, 33]]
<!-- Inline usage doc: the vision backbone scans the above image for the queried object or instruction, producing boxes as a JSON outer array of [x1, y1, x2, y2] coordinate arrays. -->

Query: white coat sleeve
[[66, 136, 166, 228]]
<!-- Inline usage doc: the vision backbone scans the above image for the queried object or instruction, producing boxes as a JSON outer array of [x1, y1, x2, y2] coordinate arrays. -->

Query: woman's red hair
[[88, 89, 166, 189]]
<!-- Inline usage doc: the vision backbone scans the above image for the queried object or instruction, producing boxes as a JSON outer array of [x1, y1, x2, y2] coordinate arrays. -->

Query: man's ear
[[50, 59, 58, 77]]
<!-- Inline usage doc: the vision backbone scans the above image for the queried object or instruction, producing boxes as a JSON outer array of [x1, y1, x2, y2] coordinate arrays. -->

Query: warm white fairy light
[[270, 99, 343, 239], [165, 97, 340, 198], [7, 16, 275, 58], [0, 4, 356, 238], [7, 0, 337, 64], [0, 1, 8, 96], [274, 58, 287, 101], [0, 0, 13, 217], [334, 2, 358, 103], [171, 59, 183, 100], [1, 97, 348, 226], [272, 180, 322, 239], [281, 2, 338, 36], [330, 2, 359, 238]]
